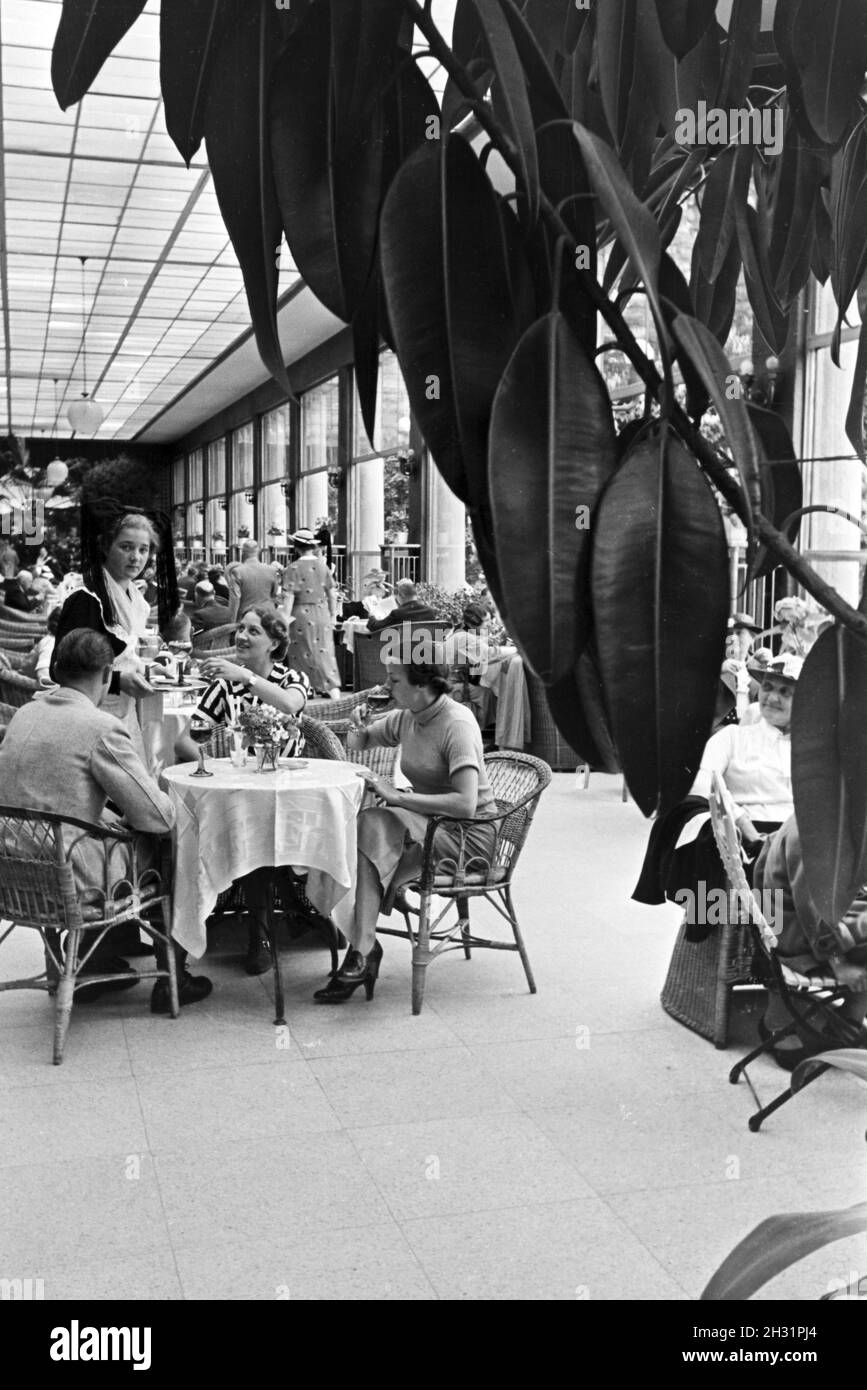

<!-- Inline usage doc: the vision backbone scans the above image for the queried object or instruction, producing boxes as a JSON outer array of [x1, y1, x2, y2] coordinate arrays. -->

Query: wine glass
[[189, 717, 214, 777], [365, 685, 392, 722], [170, 640, 193, 687]]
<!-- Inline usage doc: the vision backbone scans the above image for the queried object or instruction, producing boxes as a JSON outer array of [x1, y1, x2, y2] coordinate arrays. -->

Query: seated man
[[754, 816, 867, 1069], [3, 569, 42, 613], [191, 580, 230, 632], [340, 570, 394, 621], [0, 628, 211, 1012], [365, 578, 436, 632]]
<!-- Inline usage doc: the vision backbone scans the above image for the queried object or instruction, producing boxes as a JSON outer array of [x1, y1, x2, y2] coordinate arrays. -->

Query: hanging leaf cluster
[[51, 1, 867, 878]]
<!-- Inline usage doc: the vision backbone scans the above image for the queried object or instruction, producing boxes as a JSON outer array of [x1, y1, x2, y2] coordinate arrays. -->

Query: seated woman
[[754, 816, 867, 1068], [313, 655, 497, 1003], [633, 654, 802, 931], [20, 606, 62, 685], [173, 606, 312, 974]]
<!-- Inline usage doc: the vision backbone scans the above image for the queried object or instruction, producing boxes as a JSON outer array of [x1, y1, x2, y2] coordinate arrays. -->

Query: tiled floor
[[2, 773, 865, 1300]]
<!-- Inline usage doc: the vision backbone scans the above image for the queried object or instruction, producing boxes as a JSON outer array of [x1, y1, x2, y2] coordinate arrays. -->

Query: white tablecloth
[[162, 758, 365, 958], [138, 688, 201, 776]]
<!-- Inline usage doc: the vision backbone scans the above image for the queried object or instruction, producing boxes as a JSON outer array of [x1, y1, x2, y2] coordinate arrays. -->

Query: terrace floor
[[1, 773, 865, 1301]]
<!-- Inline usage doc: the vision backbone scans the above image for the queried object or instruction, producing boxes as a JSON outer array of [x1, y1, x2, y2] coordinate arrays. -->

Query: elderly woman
[[633, 654, 802, 926], [174, 606, 312, 975], [313, 656, 497, 1003], [754, 816, 867, 1067]]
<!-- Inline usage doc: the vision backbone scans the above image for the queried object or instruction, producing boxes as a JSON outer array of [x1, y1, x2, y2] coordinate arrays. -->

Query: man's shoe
[[74, 957, 139, 1003], [150, 971, 213, 1015]]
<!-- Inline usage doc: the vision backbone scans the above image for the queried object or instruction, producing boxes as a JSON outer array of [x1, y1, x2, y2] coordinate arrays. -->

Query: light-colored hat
[[290, 528, 317, 546], [747, 653, 804, 684], [728, 610, 761, 633]]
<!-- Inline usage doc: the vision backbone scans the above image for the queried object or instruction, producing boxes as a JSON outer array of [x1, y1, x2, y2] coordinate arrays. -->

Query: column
[[423, 452, 465, 588]]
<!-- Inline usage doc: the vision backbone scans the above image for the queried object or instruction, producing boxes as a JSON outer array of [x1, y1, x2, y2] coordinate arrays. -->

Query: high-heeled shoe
[[313, 941, 382, 1004]]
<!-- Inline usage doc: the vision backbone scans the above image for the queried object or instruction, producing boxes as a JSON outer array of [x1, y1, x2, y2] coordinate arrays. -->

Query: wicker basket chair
[[0, 606, 47, 631], [378, 751, 552, 1013], [0, 634, 35, 652], [352, 622, 452, 692], [306, 690, 369, 723], [0, 806, 179, 1063], [0, 649, 29, 671], [0, 670, 38, 706], [299, 715, 345, 761], [192, 622, 237, 654], [709, 776, 867, 1130]]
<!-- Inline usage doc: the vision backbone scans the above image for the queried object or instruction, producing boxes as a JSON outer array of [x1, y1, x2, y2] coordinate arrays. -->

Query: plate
[[282, 758, 309, 770], [150, 676, 208, 690]]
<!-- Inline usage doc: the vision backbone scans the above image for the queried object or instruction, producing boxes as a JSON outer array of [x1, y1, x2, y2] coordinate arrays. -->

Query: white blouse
[[690, 717, 793, 824]]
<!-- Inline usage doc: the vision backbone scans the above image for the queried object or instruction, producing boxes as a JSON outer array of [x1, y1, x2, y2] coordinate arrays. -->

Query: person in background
[[3, 568, 42, 613], [227, 539, 279, 621], [191, 580, 229, 632], [0, 540, 19, 579], [160, 606, 193, 648], [365, 578, 437, 632], [282, 528, 342, 699], [20, 606, 62, 685], [208, 566, 231, 604], [0, 629, 211, 1011], [340, 569, 394, 622]]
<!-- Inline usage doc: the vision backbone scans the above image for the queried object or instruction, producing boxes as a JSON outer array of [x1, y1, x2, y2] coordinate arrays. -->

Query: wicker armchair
[[378, 752, 552, 1013], [0, 606, 46, 631], [0, 806, 179, 1063], [299, 715, 345, 760], [306, 690, 369, 723], [0, 634, 35, 652], [192, 622, 237, 653], [710, 776, 867, 1130], [0, 670, 38, 706], [0, 649, 29, 671]]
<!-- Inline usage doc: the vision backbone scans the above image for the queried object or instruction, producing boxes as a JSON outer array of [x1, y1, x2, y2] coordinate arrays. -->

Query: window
[[207, 437, 226, 495], [232, 422, 254, 490], [302, 377, 339, 473], [353, 350, 411, 457], [171, 457, 185, 509], [262, 404, 290, 481], [188, 447, 203, 501]]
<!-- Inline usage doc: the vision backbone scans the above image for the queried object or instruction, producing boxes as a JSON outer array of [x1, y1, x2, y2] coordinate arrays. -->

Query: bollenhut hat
[[747, 653, 804, 684]]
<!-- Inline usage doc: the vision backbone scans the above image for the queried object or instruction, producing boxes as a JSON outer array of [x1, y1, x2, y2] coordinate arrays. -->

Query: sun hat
[[728, 610, 761, 633], [290, 528, 317, 546], [747, 653, 804, 683]]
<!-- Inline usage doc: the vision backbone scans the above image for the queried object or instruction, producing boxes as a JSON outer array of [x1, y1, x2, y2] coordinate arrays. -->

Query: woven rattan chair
[[0, 670, 38, 706], [306, 690, 369, 723], [0, 806, 179, 1063], [328, 718, 398, 778], [378, 751, 552, 1013], [299, 715, 345, 760], [709, 776, 867, 1130], [0, 606, 46, 631], [0, 634, 35, 653], [352, 622, 452, 691], [192, 622, 237, 654], [0, 649, 29, 671]]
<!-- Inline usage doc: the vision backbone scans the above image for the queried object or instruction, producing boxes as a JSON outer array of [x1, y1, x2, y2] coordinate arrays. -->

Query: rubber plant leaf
[[653, 0, 717, 60], [591, 423, 730, 815], [830, 118, 867, 332], [701, 1202, 867, 1301], [465, 0, 540, 223], [695, 145, 751, 286], [792, 625, 867, 924], [489, 312, 618, 683], [52, 0, 148, 109], [790, 0, 867, 148], [746, 404, 802, 579], [161, 0, 245, 165], [545, 646, 621, 774]]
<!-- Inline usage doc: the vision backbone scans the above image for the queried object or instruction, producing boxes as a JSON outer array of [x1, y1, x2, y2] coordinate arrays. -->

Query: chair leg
[[747, 1063, 831, 1132], [457, 895, 471, 960], [267, 887, 287, 1027], [53, 929, 79, 1065], [505, 888, 536, 994], [411, 891, 432, 1015]]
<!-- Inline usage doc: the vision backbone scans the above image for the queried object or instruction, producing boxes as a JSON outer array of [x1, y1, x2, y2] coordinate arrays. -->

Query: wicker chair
[[352, 622, 452, 691], [710, 776, 867, 1130], [0, 670, 38, 706], [0, 650, 29, 671], [0, 634, 35, 652], [0, 606, 46, 631], [379, 752, 552, 1013], [306, 690, 369, 723], [0, 806, 179, 1063], [192, 622, 237, 654], [299, 715, 345, 761]]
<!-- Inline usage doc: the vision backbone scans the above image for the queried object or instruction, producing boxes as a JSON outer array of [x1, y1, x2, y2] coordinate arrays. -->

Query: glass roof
[[0, 0, 301, 442]]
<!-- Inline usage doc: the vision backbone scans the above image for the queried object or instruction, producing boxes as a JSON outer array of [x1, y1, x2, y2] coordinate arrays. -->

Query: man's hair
[[54, 628, 114, 681], [194, 580, 215, 604], [161, 607, 192, 643], [241, 539, 259, 557], [396, 578, 416, 601], [207, 567, 224, 585], [17, 569, 33, 588]]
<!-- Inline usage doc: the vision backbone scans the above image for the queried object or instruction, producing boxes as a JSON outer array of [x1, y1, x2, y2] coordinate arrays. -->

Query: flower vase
[[254, 742, 280, 773]]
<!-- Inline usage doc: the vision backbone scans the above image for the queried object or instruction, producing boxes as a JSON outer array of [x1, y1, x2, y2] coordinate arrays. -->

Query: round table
[[162, 758, 366, 958]]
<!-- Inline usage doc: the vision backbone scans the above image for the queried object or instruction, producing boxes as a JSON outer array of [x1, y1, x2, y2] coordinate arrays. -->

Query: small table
[[162, 758, 365, 959]]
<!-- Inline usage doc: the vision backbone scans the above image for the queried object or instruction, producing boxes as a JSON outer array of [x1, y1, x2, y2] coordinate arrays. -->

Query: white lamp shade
[[46, 458, 69, 487], [67, 396, 104, 433]]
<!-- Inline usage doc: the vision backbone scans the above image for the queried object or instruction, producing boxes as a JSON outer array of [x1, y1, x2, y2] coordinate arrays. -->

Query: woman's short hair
[[400, 658, 450, 697], [54, 628, 114, 680], [247, 605, 289, 661], [100, 511, 159, 556], [46, 607, 63, 636]]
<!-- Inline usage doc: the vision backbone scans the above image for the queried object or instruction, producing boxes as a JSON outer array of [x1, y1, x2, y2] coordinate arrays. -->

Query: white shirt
[[691, 718, 792, 824]]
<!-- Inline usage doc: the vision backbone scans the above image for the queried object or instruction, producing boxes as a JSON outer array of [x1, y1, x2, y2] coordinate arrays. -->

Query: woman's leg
[[347, 851, 384, 956]]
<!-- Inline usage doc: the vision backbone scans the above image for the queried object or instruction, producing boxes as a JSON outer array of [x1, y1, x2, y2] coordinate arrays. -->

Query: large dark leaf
[[792, 625, 867, 924], [161, 0, 242, 165], [331, 0, 406, 130], [52, 0, 148, 109], [204, 3, 292, 396], [654, 0, 717, 59], [380, 137, 533, 510], [713, 0, 761, 110], [635, 0, 679, 131], [596, 0, 637, 151], [735, 202, 791, 357], [790, 0, 867, 148], [690, 233, 742, 344], [466, 0, 540, 223], [591, 424, 730, 815], [672, 313, 762, 535], [695, 145, 751, 285], [747, 404, 803, 578], [701, 1202, 867, 1302], [768, 116, 826, 308], [845, 315, 867, 463], [831, 118, 867, 327], [659, 254, 708, 421], [520, 0, 570, 68], [545, 646, 621, 773], [497, 0, 568, 125], [489, 312, 618, 683]]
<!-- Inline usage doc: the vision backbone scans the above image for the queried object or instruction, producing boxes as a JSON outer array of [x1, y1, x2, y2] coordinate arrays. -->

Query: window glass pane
[[207, 438, 226, 495], [187, 501, 203, 541], [188, 447, 203, 500], [230, 490, 255, 545], [262, 404, 291, 481], [232, 422, 254, 489], [171, 457, 185, 508], [353, 351, 411, 457], [206, 498, 227, 554], [261, 481, 288, 545], [302, 377, 339, 473]]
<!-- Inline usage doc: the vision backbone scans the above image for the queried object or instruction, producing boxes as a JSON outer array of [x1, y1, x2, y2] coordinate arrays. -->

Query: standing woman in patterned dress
[[281, 528, 342, 699]]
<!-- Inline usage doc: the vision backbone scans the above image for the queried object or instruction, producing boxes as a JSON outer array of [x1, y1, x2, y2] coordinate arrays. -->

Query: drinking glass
[[189, 717, 214, 777]]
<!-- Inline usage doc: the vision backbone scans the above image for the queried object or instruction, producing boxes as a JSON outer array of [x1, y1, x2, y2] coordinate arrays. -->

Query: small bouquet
[[237, 706, 303, 768]]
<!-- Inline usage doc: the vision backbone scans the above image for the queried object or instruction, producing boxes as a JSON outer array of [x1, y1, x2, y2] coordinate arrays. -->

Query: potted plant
[[236, 524, 250, 539]]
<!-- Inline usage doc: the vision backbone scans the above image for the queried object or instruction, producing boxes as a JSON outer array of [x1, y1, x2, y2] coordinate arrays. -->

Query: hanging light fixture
[[46, 378, 69, 487], [67, 256, 104, 434]]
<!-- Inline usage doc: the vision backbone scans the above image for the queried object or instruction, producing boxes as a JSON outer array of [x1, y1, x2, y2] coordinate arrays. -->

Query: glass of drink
[[170, 640, 193, 686], [189, 717, 214, 777], [365, 685, 391, 722]]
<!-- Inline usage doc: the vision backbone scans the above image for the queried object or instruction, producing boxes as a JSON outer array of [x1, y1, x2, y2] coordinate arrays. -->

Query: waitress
[[50, 503, 178, 756]]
